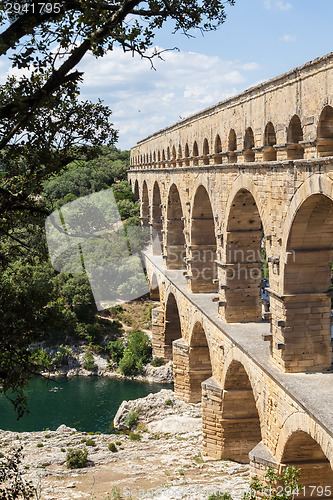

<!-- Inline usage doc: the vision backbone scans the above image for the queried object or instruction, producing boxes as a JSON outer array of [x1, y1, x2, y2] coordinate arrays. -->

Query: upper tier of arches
[[130, 106, 333, 168]]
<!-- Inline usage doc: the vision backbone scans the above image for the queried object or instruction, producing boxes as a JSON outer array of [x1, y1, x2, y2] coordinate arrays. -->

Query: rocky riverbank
[[41, 344, 173, 384], [0, 390, 250, 500]]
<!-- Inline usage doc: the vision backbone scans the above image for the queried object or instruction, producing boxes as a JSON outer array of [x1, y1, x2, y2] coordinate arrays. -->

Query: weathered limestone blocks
[[270, 293, 332, 372], [173, 338, 212, 403], [151, 306, 165, 358]]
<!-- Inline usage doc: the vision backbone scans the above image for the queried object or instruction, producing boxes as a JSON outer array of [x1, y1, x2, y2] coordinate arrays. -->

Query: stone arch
[[263, 122, 277, 161], [157, 150, 161, 163], [172, 145, 177, 161], [222, 187, 264, 322], [279, 193, 333, 371], [193, 141, 199, 165], [133, 179, 139, 201], [162, 149, 165, 163], [280, 430, 333, 496], [287, 115, 304, 160], [163, 291, 182, 361], [167, 146, 170, 161], [151, 181, 163, 255], [166, 184, 186, 270], [203, 138, 209, 165], [141, 181, 149, 226], [189, 185, 217, 293], [317, 105, 333, 157], [214, 134, 222, 164], [174, 320, 212, 403], [228, 129, 237, 163], [275, 412, 333, 467], [220, 359, 262, 463], [184, 142, 190, 166], [244, 127, 255, 162]]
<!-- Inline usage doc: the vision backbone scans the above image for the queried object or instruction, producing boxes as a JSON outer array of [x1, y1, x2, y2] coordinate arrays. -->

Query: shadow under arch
[[221, 359, 262, 463], [189, 185, 217, 293], [163, 291, 182, 361], [151, 181, 163, 255], [165, 184, 186, 270], [287, 114, 304, 160], [281, 431, 333, 498], [222, 187, 265, 322], [141, 181, 149, 227], [317, 105, 333, 157], [133, 179, 139, 201]]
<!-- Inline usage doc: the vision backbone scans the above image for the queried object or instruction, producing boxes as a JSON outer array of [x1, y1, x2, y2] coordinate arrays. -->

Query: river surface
[[0, 376, 172, 433]]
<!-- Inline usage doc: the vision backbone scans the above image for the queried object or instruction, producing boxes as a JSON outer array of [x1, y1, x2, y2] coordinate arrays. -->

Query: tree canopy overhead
[[0, 0, 235, 414]]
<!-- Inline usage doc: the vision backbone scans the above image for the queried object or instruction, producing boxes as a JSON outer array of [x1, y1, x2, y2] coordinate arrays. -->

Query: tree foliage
[[0, 0, 235, 412]]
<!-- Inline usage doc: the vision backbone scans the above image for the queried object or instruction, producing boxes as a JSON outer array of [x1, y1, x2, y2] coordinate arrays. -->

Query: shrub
[[107, 338, 125, 363], [116, 441, 121, 446], [45, 434, 51, 438], [118, 330, 152, 376], [129, 432, 142, 441], [118, 351, 139, 376], [165, 399, 172, 406], [208, 493, 233, 500], [66, 448, 88, 469], [83, 350, 96, 371], [108, 442, 117, 452], [85, 439, 95, 446], [151, 357, 165, 367], [0, 447, 36, 498], [37, 443, 43, 448], [124, 409, 140, 429]]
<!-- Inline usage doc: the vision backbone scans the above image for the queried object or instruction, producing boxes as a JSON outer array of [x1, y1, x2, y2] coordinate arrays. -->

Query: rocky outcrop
[[0, 389, 250, 500], [113, 388, 201, 431]]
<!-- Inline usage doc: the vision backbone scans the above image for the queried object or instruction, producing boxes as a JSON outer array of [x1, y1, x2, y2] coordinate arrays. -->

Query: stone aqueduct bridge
[[128, 53, 333, 491]]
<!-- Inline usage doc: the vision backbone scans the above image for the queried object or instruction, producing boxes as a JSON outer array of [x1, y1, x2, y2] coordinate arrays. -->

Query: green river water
[[0, 377, 172, 434]]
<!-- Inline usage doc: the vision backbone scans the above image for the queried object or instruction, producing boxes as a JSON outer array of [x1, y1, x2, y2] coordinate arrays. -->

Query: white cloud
[[77, 47, 260, 149], [280, 34, 297, 42], [264, 0, 293, 10], [276, 1, 293, 10]]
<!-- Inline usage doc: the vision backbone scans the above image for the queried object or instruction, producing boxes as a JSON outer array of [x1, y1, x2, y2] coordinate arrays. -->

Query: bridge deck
[[144, 251, 333, 439]]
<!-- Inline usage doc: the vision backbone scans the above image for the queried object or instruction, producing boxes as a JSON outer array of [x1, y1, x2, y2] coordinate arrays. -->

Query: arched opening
[[222, 189, 264, 322], [133, 180, 139, 201], [281, 432, 333, 498], [263, 122, 277, 161], [276, 194, 333, 372], [189, 186, 217, 293], [221, 361, 261, 463], [166, 184, 185, 270], [151, 182, 163, 255], [244, 127, 255, 162], [164, 293, 182, 361], [193, 141, 199, 166], [167, 146, 170, 161], [171, 145, 177, 167], [157, 151, 161, 163], [149, 152, 152, 163], [317, 106, 333, 157], [149, 273, 160, 301], [178, 144, 182, 158], [228, 129, 237, 163], [184, 143, 190, 166], [287, 115, 304, 160], [203, 138, 209, 165], [141, 181, 149, 227], [162, 149, 166, 167], [153, 151, 156, 163], [214, 134, 222, 164], [173, 321, 212, 403]]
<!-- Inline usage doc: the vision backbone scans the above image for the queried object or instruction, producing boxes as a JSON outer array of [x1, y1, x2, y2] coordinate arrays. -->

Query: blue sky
[[1, 0, 333, 149]]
